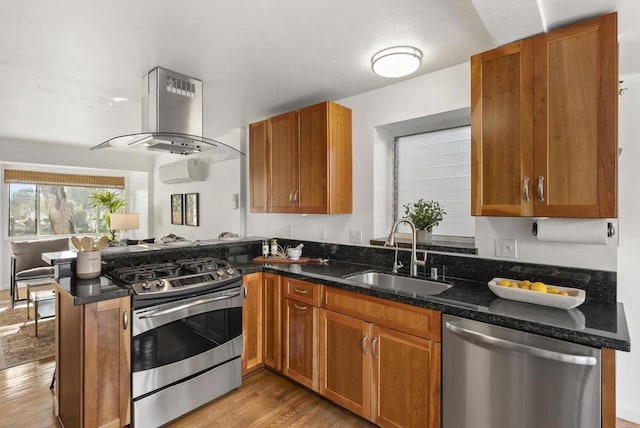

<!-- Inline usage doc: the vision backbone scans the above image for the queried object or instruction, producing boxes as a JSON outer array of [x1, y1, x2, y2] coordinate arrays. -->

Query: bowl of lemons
[[488, 277, 586, 309]]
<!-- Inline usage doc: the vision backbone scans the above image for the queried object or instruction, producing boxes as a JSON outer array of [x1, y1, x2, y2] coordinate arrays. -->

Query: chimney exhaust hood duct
[[91, 67, 244, 161]]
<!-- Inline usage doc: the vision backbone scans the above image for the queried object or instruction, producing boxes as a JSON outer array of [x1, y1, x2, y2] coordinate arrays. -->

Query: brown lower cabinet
[[241, 274, 441, 427], [282, 278, 320, 391], [54, 285, 131, 428], [242, 273, 264, 375], [319, 289, 441, 428]]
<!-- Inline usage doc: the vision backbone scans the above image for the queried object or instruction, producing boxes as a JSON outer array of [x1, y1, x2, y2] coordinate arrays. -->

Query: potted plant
[[402, 199, 446, 243], [88, 190, 126, 241]]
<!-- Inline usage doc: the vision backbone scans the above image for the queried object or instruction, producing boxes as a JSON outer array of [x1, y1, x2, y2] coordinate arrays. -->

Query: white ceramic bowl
[[287, 248, 302, 260]]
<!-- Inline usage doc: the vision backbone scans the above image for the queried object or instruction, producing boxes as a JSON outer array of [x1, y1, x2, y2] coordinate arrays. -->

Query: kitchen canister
[[76, 251, 102, 279]]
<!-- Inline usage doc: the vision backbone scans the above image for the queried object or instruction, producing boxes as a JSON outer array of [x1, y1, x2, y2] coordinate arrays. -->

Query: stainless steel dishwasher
[[443, 314, 601, 428]]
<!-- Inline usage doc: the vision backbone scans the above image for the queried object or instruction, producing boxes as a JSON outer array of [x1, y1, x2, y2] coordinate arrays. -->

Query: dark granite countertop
[[239, 259, 630, 352], [55, 275, 132, 305], [48, 238, 630, 352]]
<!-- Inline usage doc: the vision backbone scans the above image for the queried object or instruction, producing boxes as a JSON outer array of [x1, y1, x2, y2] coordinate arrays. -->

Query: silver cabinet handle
[[139, 291, 242, 319], [523, 177, 530, 203], [294, 190, 300, 204], [293, 303, 307, 310], [123, 310, 128, 330], [293, 287, 308, 294], [538, 176, 545, 201], [362, 335, 368, 356], [445, 322, 597, 366], [371, 337, 378, 359], [289, 191, 295, 202]]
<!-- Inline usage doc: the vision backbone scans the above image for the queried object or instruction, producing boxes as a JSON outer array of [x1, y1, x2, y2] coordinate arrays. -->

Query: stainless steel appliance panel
[[443, 314, 601, 428], [133, 357, 241, 428]]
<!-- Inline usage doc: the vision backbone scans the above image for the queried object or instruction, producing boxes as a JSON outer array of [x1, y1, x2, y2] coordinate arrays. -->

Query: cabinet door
[[263, 273, 281, 371], [298, 102, 329, 213], [269, 111, 299, 213], [319, 309, 372, 419], [298, 101, 352, 214], [533, 13, 617, 217], [282, 298, 318, 390], [249, 120, 269, 213], [471, 39, 534, 216], [83, 296, 131, 428], [372, 325, 440, 428], [242, 273, 264, 375]]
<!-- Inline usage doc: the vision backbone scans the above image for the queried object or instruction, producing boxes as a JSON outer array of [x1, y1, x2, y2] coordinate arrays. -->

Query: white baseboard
[[618, 406, 640, 424]]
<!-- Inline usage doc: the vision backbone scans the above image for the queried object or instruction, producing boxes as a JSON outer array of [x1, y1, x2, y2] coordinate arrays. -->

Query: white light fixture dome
[[371, 46, 423, 78]]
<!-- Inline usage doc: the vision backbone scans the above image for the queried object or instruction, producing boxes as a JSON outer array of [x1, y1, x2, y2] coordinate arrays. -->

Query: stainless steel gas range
[[107, 257, 245, 428]]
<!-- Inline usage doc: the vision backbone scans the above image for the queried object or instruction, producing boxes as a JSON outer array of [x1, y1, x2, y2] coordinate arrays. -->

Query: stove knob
[[226, 268, 235, 275], [216, 269, 224, 276], [142, 282, 151, 290], [155, 280, 165, 288]]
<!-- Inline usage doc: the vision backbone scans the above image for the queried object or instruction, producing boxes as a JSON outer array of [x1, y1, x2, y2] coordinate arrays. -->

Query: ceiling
[[0, 0, 637, 150]]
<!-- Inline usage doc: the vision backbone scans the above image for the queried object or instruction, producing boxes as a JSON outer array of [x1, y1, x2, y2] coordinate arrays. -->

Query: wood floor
[[0, 357, 372, 428]]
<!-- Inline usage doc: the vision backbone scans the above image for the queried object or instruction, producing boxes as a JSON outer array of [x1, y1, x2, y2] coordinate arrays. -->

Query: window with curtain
[[5, 170, 125, 237], [394, 125, 474, 238]]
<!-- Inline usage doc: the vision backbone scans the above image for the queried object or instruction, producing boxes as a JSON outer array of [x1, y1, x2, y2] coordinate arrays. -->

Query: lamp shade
[[110, 213, 140, 230], [371, 46, 423, 78]]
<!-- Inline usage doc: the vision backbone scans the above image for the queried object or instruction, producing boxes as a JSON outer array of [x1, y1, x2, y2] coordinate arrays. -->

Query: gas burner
[[107, 256, 241, 297]]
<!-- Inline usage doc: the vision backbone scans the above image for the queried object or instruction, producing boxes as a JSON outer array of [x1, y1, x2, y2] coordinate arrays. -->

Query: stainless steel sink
[[345, 272, 452, 296]]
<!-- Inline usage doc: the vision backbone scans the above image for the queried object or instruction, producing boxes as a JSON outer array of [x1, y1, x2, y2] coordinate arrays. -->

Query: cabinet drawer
[[283, 278, 321, 306], [323, 287, 441, 342]]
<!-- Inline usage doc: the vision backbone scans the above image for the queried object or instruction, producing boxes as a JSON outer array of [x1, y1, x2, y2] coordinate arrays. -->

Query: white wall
[[615, 72, 640, 423], [245, 62, 472, 244], [152, 129, 246, 241], [0, 138, 154, 288]]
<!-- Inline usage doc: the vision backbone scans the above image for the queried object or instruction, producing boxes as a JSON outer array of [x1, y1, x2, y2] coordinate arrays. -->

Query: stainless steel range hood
[[91, 67, 244, 160]]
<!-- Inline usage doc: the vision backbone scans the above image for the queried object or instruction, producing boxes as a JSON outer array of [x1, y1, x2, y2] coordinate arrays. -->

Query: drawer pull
[[362, 335, 368, 356], [293, 287, 308, 295], [294, 303, 308, 310], [523, 177, 530, 203]]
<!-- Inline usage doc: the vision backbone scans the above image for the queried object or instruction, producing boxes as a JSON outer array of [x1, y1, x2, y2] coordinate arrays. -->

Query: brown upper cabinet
[[249, 101, 352, 214], [471, 12, 618, 218]]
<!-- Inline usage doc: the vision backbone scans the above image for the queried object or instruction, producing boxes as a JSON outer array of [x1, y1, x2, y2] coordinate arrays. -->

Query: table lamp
[[110, 213, 140, 245]]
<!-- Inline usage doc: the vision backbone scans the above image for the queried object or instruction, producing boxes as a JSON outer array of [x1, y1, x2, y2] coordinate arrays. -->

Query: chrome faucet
[[385, 218, 427, 277]]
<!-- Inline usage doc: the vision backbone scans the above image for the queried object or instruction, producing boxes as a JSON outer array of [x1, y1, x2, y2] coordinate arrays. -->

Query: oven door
[[131, 284, 244, 399]]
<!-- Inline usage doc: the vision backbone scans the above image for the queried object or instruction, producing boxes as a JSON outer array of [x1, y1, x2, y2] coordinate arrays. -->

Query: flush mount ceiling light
[[371, 46, 423, 78]]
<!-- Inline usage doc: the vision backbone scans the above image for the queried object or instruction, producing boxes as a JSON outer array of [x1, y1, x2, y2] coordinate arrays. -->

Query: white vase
[[416, 229, 432, 244], [76, 251, 102, 279]]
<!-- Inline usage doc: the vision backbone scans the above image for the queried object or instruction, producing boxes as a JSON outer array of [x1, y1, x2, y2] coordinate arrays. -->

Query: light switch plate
[[350, 229, 363, 243], [495, 239, 517, 258]]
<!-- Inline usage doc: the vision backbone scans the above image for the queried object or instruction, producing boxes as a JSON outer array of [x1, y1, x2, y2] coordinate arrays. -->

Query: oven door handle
[[138, 291, 243, 319]]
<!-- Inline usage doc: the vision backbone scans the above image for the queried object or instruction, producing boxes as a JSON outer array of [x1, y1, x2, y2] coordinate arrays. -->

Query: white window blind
[[396, 126, 474, 237]]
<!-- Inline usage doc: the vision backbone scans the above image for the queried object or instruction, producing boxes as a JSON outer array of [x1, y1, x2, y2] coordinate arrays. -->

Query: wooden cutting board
[[252, 256, 326, 264]]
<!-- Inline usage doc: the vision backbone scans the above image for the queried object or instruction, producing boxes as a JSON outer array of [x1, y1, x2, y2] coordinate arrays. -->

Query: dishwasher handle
[[445, 321, 597, 366]]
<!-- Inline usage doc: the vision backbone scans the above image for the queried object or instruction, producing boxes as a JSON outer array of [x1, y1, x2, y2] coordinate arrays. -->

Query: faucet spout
[[387, 218, 427, 277]]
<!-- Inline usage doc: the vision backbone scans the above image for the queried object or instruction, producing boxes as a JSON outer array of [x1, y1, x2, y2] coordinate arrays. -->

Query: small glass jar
[[270, 239, 278, 256], [262, 240, 269, 257]]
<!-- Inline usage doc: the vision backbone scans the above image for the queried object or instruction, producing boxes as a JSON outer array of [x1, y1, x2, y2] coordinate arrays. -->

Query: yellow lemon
[[521, 280, 532, 287], [509, 283, 519, 288], [531, 282, 547, 293], [519, 284, 531, 290], [547, 287, 560, 294], [499, 279, 512, 287], [558, 291, 569, 296]]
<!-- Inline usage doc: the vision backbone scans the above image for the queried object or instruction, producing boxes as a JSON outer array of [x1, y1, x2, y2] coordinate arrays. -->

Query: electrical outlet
[[350, 229, 362, 243], [319, 227, 326, 241], [495, 239, 517, 258]]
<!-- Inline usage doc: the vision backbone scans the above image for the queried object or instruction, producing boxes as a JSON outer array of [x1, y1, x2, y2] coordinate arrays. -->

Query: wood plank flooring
[[0, 357, 372, 428]]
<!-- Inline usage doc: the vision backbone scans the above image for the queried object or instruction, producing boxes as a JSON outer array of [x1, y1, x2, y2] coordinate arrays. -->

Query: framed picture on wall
[[185, 193, 199, 226], [171, 194, 183, 225]]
